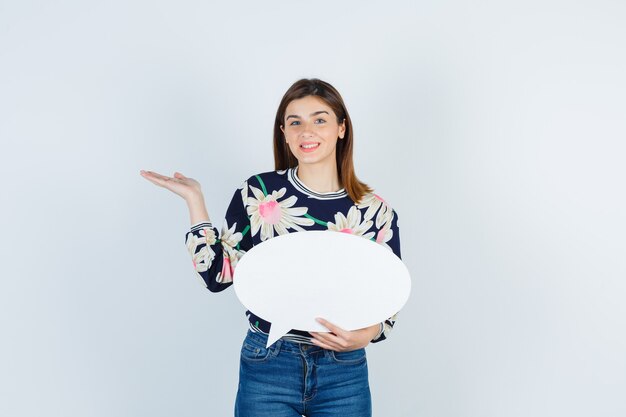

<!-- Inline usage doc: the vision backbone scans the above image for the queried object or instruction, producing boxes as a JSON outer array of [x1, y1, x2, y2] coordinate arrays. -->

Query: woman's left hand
[[309, 318, 381, 351]]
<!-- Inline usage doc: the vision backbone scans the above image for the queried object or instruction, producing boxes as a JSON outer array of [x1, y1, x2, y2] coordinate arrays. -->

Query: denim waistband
[[244, 329, 327, 354]]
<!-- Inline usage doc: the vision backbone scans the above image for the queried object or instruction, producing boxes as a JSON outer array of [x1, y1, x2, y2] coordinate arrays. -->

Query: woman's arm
[[184, 180, 254, 292], [370, 208, 402, 343], [139, 169, 253, 293], [187, 193, 211, 225]]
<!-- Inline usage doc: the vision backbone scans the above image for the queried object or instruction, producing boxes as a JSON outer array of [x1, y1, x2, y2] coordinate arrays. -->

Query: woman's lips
[[300, 142, 320, 153]]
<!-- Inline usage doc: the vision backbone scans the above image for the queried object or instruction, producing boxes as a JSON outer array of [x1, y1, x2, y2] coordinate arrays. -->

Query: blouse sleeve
[[184, 180, 254, 292], [370, 208, 402, 343]]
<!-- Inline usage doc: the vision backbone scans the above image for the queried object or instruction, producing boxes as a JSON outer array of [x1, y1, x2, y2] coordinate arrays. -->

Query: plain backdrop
[[1, 1, 625, 416]]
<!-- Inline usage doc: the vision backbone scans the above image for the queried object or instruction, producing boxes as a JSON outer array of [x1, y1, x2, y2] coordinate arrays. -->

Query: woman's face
[[280, 95, 346, 166]]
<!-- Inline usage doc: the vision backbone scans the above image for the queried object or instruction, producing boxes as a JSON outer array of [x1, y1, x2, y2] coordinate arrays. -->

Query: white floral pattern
[[186, 227, 217, 286], [358, 192, 394, 229], [186, 227, 217, 270], [373, 209, 396, 252], [246, 185, 314, 241], [326, 205, 376, 240], [215, 219, 245, 283]]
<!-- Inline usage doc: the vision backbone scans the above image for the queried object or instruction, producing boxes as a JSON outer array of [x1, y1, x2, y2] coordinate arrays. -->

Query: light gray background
[[1, 1, 625, 416]]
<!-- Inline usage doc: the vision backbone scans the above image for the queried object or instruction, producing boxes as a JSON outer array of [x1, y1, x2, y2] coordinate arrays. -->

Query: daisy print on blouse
[[373, 211, 396, 251], [246, 178, 315, 241], [216, 219, 245, 283], [242, 173, 396, 255], [186, 227, 217, 286], [326, 206, 376, 240], [358, 192, 394, 229]]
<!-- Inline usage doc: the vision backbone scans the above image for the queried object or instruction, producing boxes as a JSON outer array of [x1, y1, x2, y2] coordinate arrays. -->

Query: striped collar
[[287, 166, 348, 200]]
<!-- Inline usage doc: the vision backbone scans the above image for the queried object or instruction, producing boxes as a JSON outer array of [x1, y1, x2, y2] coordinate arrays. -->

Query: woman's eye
[[289, 119, 325, 126]]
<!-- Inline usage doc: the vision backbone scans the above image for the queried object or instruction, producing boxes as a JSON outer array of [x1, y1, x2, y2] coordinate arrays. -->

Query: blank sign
[[233, 230, 411, 348]]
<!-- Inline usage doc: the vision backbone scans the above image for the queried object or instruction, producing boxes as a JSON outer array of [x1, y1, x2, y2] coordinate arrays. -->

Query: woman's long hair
[[273, 78, 373, 204]]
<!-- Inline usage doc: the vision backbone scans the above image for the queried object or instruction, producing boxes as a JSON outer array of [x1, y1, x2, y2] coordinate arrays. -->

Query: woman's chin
[[296, 155, 328, 165], [295, 148, 336, 164]]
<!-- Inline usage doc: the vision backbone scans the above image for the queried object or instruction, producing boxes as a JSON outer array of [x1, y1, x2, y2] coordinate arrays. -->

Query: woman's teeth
[[301, 143, 319, 149]]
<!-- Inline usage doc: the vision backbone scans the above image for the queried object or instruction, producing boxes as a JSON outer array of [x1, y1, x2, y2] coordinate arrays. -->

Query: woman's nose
[[300, 122, 315, 137], [300, 130, 314, 139]]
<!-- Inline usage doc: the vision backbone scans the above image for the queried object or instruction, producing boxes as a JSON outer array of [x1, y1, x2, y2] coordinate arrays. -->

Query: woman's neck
[[296, 161, 342, 193]]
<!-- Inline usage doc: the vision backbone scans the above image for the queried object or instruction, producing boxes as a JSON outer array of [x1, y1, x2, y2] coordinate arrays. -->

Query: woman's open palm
[[140, 170, 202, 201]]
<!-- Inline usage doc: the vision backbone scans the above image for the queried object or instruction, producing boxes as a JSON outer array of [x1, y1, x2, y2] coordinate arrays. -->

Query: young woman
[[140, 78, 402, 417]]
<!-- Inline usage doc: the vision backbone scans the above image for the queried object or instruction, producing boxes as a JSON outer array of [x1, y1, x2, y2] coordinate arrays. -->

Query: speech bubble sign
[[233, 230, 411, 348]]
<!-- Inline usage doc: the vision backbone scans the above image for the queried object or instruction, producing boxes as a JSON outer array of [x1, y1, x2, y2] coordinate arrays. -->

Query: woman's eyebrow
[[286, 110, 329, 120]]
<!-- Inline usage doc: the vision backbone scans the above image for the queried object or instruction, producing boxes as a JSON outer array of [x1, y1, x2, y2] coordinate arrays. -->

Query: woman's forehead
[[286, 96, 334, 115]]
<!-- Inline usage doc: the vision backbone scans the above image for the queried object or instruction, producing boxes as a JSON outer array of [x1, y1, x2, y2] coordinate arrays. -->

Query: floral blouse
[[184, 166, 402, 345]]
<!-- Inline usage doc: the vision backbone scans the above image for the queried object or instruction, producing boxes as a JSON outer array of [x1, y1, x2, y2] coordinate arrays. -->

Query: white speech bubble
[[233, 230, 411, 348]]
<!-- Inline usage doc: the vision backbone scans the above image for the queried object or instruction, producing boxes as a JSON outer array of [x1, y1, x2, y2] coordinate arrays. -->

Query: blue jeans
[[234, 329, 372, 417]]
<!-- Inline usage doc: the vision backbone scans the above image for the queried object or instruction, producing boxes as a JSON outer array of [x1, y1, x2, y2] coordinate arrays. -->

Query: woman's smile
[[300, 141, 320, 152]]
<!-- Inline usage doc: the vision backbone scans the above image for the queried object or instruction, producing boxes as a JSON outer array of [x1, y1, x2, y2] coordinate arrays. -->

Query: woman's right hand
[[140, 170, 203, 202]]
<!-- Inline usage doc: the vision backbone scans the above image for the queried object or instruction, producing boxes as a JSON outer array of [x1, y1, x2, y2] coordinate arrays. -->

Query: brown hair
[[273, 78, 373, 204]]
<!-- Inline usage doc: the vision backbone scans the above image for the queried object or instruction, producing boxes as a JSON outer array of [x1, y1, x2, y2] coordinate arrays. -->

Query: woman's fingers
[[142, 170, 176, 182], [146, 171, 170, 181], [311, 331, 345, 348], [310, 338, 337, 351], [140, 169, 201, 202], [142, 170, 188, 184], [316, 318, 348, 338], [140, 170, 177, 189]]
